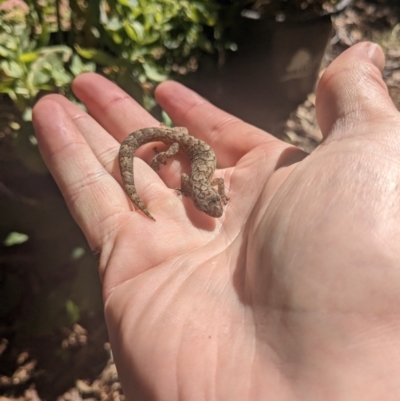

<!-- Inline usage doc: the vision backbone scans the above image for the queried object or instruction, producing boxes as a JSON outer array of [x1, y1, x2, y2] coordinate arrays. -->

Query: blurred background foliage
[[0, 0, 221, 117], [0, 0, 224, 353]]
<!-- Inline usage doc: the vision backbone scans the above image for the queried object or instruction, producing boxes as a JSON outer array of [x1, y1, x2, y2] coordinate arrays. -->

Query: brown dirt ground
[[1, 0, 400, 400], [284, 0, 400, 152]]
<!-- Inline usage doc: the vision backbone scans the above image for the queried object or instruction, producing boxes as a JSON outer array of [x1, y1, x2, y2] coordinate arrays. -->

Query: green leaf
[[22, 107, 32, 121], [161, 110, 173, 126], [52, 68, 73, 86], [116, 0, 138, 7], [0, 34, 18, 52], [111, 31, 123, 44], [29, 69, 51, 86], [104, 17, 123, 31], [76, 45, 119, 66], [142, 92, 156, 111], [0, 44, 15, 58], [70, 54, 95, 76], [139, 32, 160, 46], [19, 51, 39, 63], [185, 4, 201, 23], [143, 62, 168, 82], [39, 45, 73, 61], [71, 247, 85, 261], [75, 46, 98, 59], [0, 81, 15, 93], [65, 300, 80, 323], [0, 60, 24, 78], [124, 20, 145, 43], [4, 232, 29, 246]]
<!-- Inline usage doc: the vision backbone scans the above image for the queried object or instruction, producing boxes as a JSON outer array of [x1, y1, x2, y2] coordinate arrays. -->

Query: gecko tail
[[140, 207, 156, 221], [133, 198, 156, 221], [124, 183, 156, 221]]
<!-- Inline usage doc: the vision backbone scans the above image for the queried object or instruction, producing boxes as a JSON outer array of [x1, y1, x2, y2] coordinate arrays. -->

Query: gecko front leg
[[210, 177, 230, 205]]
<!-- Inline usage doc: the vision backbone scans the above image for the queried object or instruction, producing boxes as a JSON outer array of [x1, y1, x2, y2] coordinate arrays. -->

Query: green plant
[[0, 0, 95, 119], [0, 0, 221, 355], [0, 0, 219, 120]]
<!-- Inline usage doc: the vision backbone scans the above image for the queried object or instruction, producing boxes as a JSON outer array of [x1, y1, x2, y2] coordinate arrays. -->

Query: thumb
[[316, 42, 397, 139]]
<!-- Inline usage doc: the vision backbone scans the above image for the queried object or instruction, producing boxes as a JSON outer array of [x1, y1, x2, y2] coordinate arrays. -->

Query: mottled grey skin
[[119, 126, 229, 221]]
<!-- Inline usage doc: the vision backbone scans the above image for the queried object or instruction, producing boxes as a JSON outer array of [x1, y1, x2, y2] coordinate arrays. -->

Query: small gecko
[[119, 126, 229, 221]]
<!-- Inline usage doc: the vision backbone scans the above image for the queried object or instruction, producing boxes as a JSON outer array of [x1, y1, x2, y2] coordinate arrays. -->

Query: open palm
[[33, 43, 400, 400]]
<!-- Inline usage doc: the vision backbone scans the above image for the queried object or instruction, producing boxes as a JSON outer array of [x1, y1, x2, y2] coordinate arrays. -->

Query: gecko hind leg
[[150, 143, 179, 170], [178, 173, 192, 197]]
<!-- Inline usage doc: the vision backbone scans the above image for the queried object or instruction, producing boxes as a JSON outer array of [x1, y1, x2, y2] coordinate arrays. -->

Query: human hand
[[33, 42, 400, 400]]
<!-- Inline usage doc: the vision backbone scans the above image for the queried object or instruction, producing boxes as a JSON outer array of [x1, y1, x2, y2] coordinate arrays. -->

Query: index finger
[[72, 73, 159, 143], [155, 81, 281, 167]]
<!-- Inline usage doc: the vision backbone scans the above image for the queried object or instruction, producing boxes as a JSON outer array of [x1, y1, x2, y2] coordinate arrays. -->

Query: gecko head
[[195, 189, 223, 218]]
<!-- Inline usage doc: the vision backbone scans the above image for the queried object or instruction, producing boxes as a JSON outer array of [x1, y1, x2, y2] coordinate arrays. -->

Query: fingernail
[[367, 43, 385, 71]]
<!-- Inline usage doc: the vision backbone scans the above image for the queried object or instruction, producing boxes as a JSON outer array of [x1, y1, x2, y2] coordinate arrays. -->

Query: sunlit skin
[[33, 42, 400, 400]]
